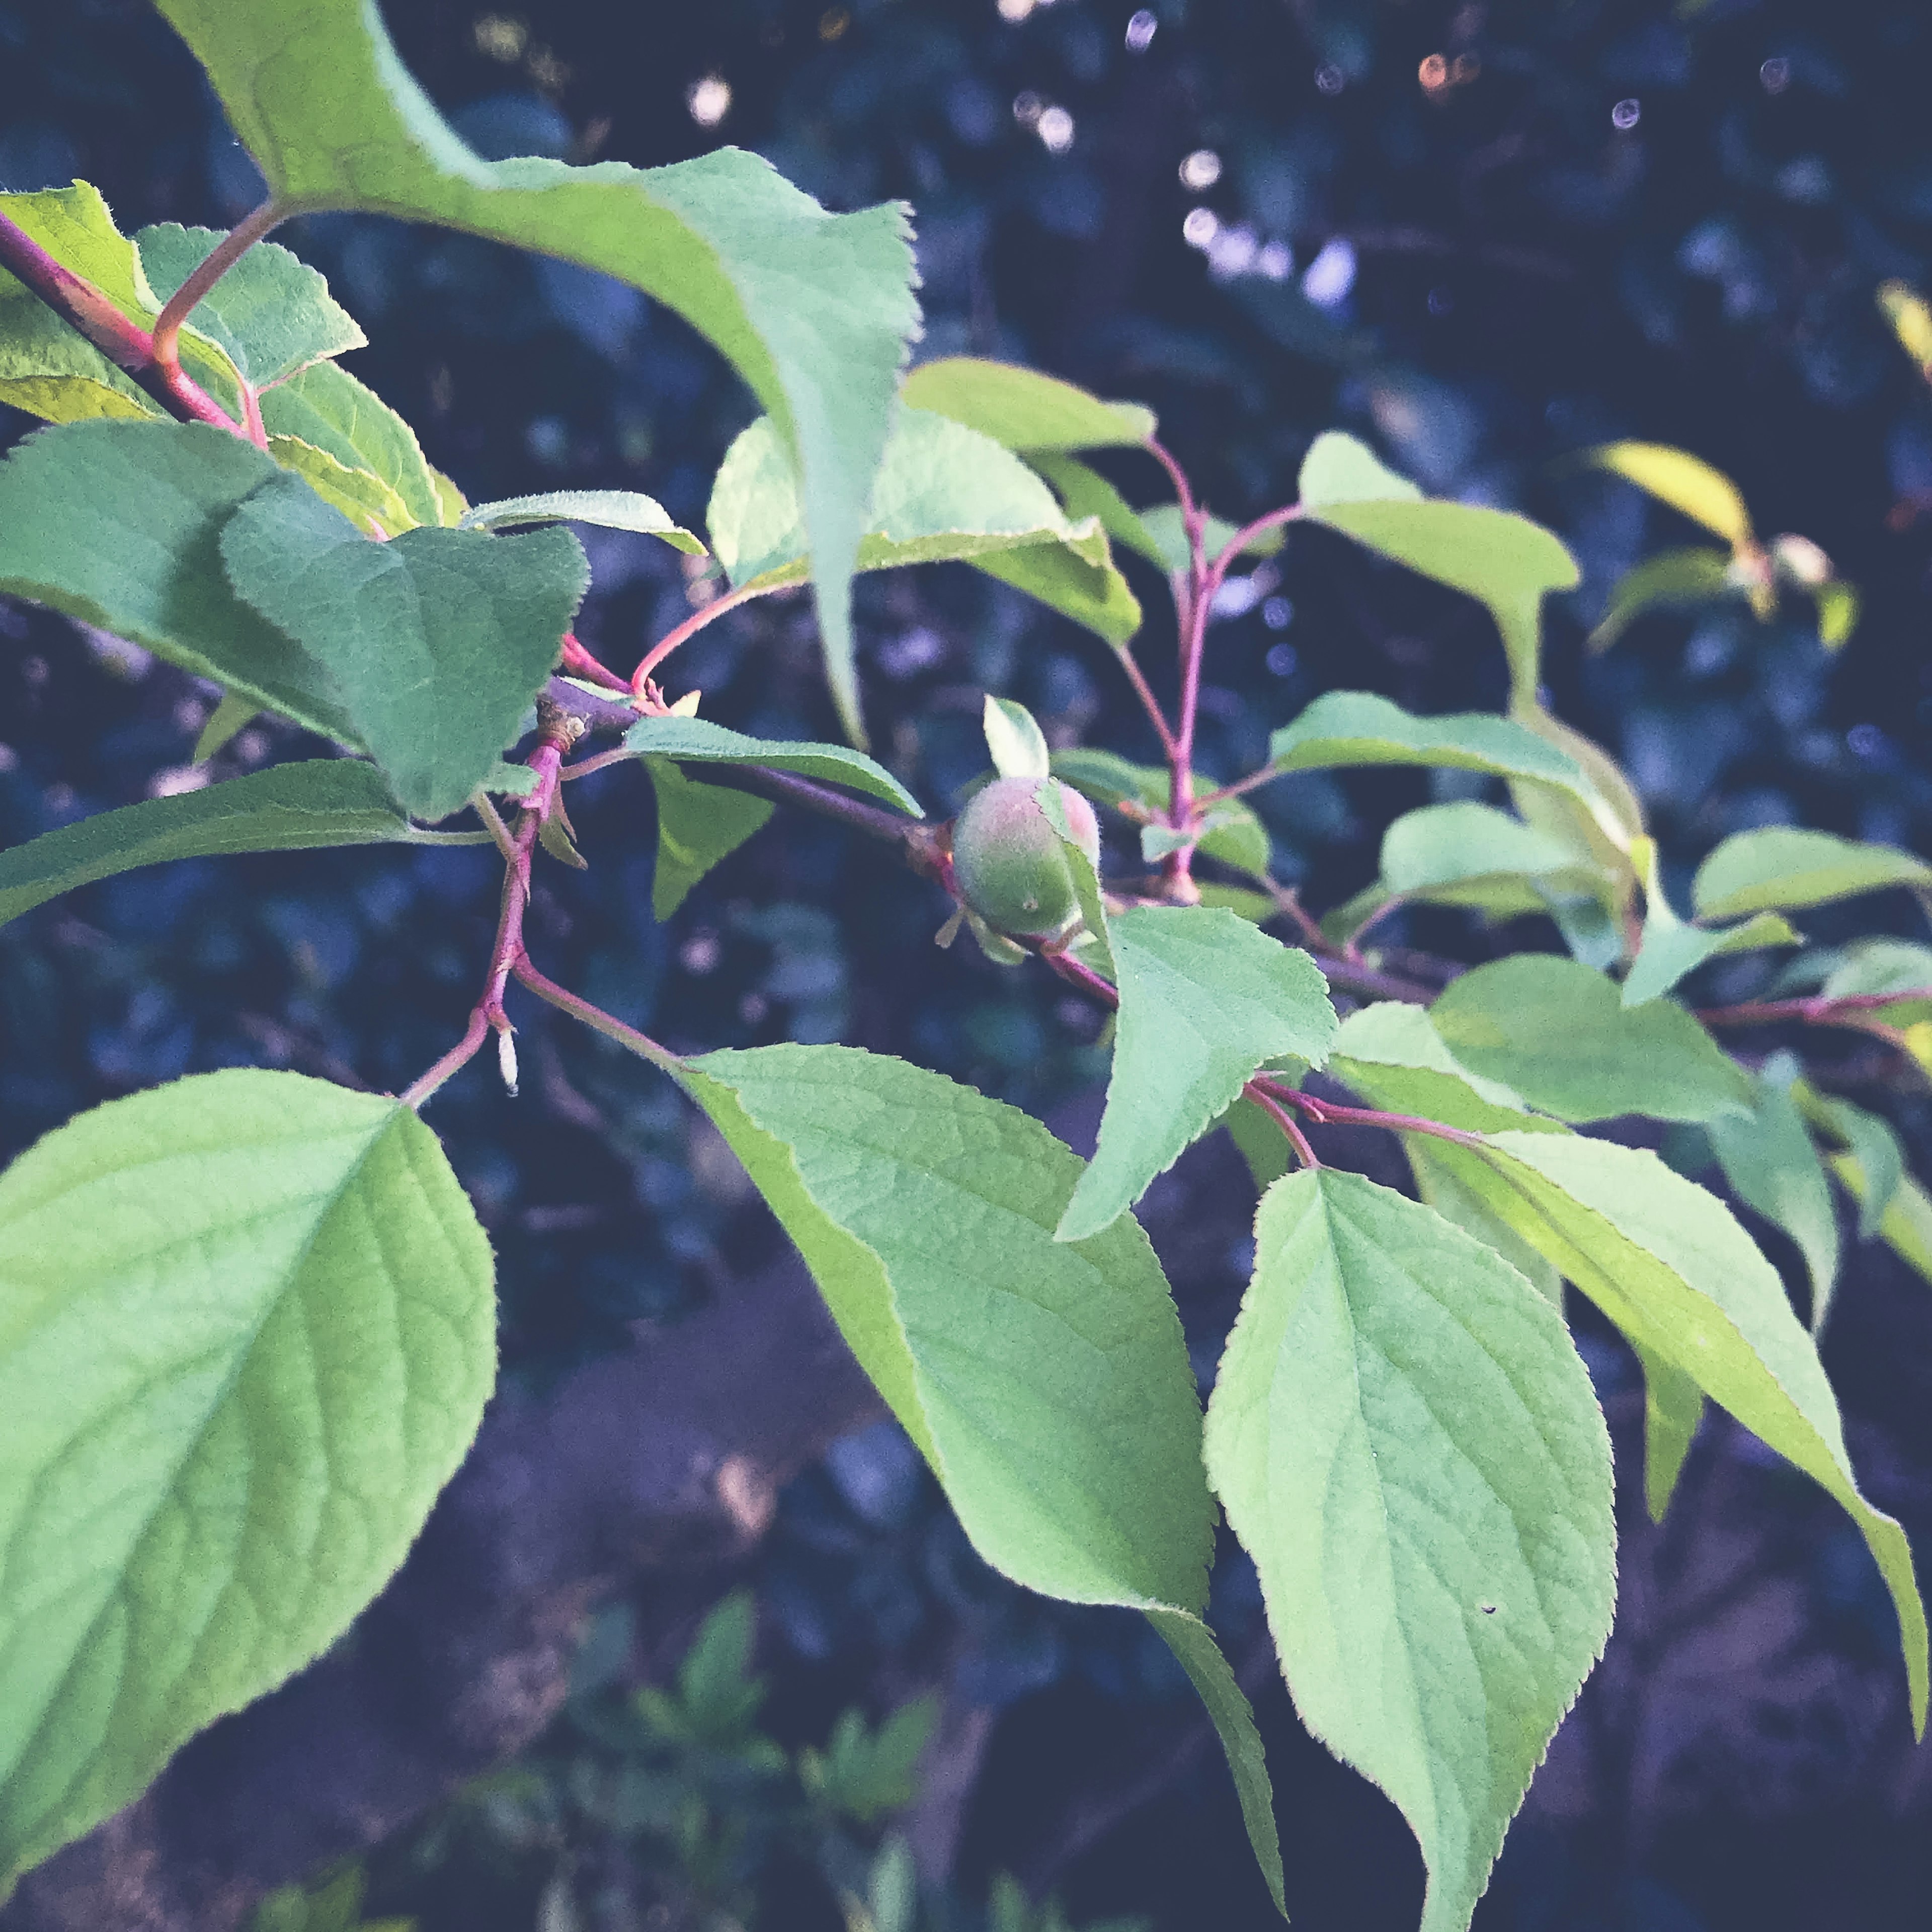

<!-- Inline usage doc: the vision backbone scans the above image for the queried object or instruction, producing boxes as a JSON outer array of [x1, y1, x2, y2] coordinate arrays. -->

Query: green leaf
[[800, 1696, 939, 1824], [984, 695, 1052, 781], [900, 355, 1155, 449], [1328, 999, 1563, 1137], [642, 756, 772, 920], [1266, 693, 1608, 827], [220, 472, 589, 821], [1791, 1076, 1905, 1239], [0, 760, 462, 928], [1404, 1136, 1563, 1306], [1429, 955, 1751, 1124], [623, 716, 921, 815], [1439, 1130, 1927, 1731], [1706, 1056, 1839, 1326], [266, 434, 414, 538], [191, 689, 260, 764], [1378, 801, 1599, 917], [0, 1069, 496, 1886], [1027, 453, 1168, 570], [1694, 828, 1932, 920], [1220, 1093, 1299, 1194], [457, 489, 705, 553], [0, 184, 242, 426], [707, 409, 1139, 651], [1586, 546, 1736, 652], [1633, 1342, 1703, 1523], [680, 1044, 1282, 1907], [1057, 908, 1335, 1241], [1580, 442, 1753, 547], [1620, 911, 1800, 1007], [1204, 1168, 1616, 1932], [1296, 431, 1422, 507], [1828, 1156, 1932, 1287], [1300, 502, 1578, 700], [155, 0, 917, 750], [257, 361, 441, 532], [1138, 504, 1284, 574], [1049, 748, 1272, 882], [0, 420, 358, 744], [135, 222, 364, 388], [1813, 578, 1860, 648]]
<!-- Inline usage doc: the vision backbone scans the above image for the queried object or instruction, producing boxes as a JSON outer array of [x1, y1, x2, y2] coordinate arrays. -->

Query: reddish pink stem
[[1697, 990, 1932, 1028], [1242, 1082, 1321, 1169], [631, 581, 768, 695], [560, 631, 633, 693]]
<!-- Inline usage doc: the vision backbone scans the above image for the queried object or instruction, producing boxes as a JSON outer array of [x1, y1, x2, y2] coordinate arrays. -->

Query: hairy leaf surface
[[1205, 1169, 1615, 1932], [0, 1070, 496, 1886], [220, 472, 588, 820], [1058, 908, 1335, 1241]]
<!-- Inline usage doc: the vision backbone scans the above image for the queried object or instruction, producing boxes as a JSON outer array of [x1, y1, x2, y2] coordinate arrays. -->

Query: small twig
[[1190, 765, 1281, 809], [470, 788, 519, 862], [149, 198, 287, 367], [1041, 945, 1121, 1008], [630, 580, 772, 694], [559, 631, 631, 693], [511, 955, 680, 1073], [1111, 642, 1179, 760], [1243, 1080, 1320, 1168], [1259, 1077, 1488, 1149], [557, 746, 637, 782], [687, 761, 942, 854], [1696, 990, 1932, 1028]]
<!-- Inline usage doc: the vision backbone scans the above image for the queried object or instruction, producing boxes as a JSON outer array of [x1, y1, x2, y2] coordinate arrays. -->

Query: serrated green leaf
[[643, 755, 772, 920], [900, 355, 1155, 449], [1057, 908, 1334, 1241], [1580, 442, 1753, 547], [1693, 828, 1932, 921], [1301, 501, 1578, 700], [1620, 910, 1800, 1006], [708, 409, 1138, 649], [1266, 692, 1607, 828], [1204, 1167, 1615, 1932], [1296, 431, 1422, 507], [1792, 1076, 1905, 1239], [679, 1044, 1282, 1908], [984, 695, 1051, 780], [135, 222, 364, 388], [0, 760, 465, 928], [1633, 1341, 1703, 1523], [623, 716, 921, 815], [1404, 1136, 1563, 1305], [1378, 801, 1599, 917], [0, 1069, 496, 1885], [1027, 453, 1168, 570], [0, 420, 358, 744], [1429, 955, 1751, 1124], [1049, 748, 1271, 882], [257, 360, 441, 532], [1328, 999, 1563, 1137], [1586, 546, 1736, 652], [219, 471, 588, 820], [457, 489, 705, 553], [1829, 1156, 1932, 1286], [1707, 1056, 1839, 1326], [266, 434, 414, 537], [155, 0, 917, 750], [0, 184, 242, 426], [1441, 1130, 1927, 1731]]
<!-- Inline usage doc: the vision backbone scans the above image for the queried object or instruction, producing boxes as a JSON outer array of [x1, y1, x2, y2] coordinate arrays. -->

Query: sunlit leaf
[[458, 489, 705, 553], [1580, 441, 1754, 547], [900, 355, 1155, 449], [1693, 828, 1932, 921], [1586, 546, 1736, 652]]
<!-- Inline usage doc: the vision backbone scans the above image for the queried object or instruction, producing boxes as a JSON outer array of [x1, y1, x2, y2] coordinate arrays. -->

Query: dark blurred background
[[6, 2, 1932, 1929]]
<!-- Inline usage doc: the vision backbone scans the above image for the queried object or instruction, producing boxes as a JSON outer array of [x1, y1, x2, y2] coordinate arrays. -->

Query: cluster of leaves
[[6, 5, 1932, 1932], [249, 1593, 1135, 1932]]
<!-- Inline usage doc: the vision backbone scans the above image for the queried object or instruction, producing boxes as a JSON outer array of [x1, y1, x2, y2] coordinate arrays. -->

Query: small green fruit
[[951, 776, 1100, 940]]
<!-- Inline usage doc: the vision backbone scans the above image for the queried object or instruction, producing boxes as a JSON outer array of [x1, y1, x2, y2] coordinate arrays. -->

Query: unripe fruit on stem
[[950, 776, 1101, 940]]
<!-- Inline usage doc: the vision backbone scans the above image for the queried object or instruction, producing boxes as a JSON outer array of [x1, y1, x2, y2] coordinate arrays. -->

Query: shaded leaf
[[458, 489, 704, 553], [1694, 828, 1932, 920], [623, 716, 921, 815], [0, 420, 357, 743], [1378, 801, 1599, 917], [0, 760, 468, 928], [1057, 908, 1335, 1240], [1204, 1168, 1615, 1932], [1791, 1076, 1905, 1239], [1027, 453, 1168, 570], [220, 471, 588, 820], [1586, 546, 1736, 652], [1620, 911, 1800, 1007], [0, 1069, 495, 1885], [1429, 955, 1751, 1123], [643, 756, 772, 920], [257, 360, 441, 532], [1634, 1342, 1704, 1522], [191, 689, 259, 765], [900, 355, 1155, 449], [1828, 1156, 1932, 1288], [1138, 503, 1284, 574], [1049, 747, 1271, 881]]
